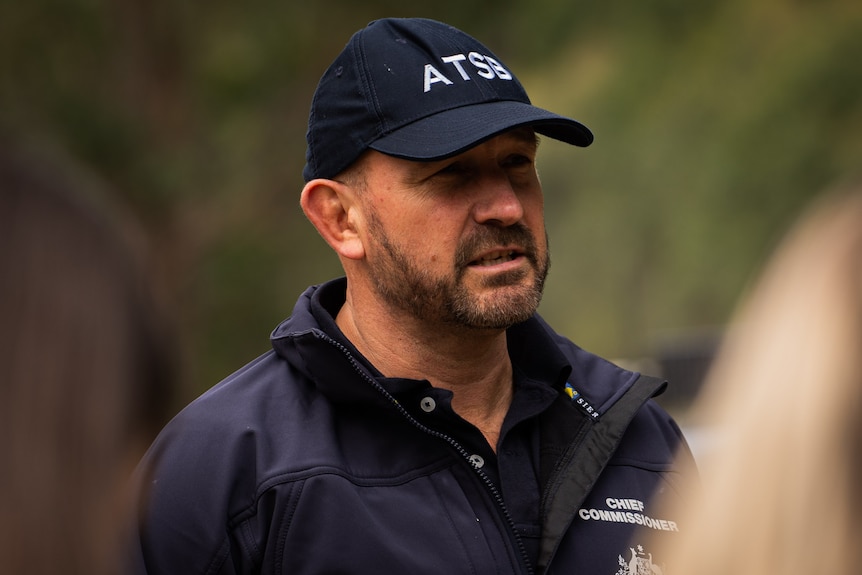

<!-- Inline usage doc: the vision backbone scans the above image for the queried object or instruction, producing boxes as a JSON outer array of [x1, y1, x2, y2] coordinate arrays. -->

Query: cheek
[[524, 198, 546, 233], [423, 237, 453, 265], [421, 211, 465, 259]]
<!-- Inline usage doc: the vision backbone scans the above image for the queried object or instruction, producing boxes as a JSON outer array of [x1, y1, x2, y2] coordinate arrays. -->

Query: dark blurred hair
[[0, 137, 177, 574]]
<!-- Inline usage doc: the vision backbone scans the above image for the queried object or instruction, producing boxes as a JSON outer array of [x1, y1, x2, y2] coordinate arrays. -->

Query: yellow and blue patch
[[565, 382, 601, 419]]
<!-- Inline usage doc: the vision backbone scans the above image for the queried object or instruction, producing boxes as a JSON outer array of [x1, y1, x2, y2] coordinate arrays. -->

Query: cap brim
[[368, 100, 593, 161]]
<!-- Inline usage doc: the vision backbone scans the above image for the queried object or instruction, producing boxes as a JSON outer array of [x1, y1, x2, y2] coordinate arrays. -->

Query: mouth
[[469, 249, 523, 268]]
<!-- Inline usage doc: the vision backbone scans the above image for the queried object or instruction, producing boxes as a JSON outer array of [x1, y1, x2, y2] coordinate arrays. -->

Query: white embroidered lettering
[[441, 54, 470, 80], [578, 499, 679, 532], [424, 64, 453, 92], [484, 56, 512, 79], [606, 498, 646, 511], [468, 52, 494, 79], [425, 53, 514, 91]]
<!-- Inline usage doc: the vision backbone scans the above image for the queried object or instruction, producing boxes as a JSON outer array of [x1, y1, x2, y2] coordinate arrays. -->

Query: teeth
[[475, 251, 516, 266]]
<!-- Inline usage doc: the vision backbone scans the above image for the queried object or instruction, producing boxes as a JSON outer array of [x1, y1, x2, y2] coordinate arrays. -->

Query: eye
[[436, 161, 468, 176], [503, 153, 534, 169]]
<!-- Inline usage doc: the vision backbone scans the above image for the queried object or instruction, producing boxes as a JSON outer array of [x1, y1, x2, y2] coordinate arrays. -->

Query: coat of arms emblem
[[616, 544, 663, 575]]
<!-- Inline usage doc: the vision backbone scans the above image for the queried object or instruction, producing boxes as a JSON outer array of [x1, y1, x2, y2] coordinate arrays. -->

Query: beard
[[365, 211, 550, 330]]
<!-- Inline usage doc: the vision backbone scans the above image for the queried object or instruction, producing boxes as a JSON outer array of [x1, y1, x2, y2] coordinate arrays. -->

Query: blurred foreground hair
[[656, 184, 862, 574], [0, 137, 176, 574]]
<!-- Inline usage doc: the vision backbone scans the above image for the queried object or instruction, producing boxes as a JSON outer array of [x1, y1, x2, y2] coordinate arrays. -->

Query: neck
[[336, 289, 514, 450]]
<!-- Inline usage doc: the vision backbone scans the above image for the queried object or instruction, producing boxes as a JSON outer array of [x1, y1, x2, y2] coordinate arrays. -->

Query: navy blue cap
[[302, 18, 593, 182]]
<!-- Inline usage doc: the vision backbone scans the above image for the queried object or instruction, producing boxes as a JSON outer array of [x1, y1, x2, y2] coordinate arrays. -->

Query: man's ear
[[300, 179, 365, 260]]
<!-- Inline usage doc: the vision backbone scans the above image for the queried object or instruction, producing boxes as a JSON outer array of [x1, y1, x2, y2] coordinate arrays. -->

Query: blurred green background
[[3, 0, 860, 413]]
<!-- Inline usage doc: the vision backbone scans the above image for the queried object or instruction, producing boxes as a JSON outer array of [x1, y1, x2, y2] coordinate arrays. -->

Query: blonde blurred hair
[[657, 185, 862, 574]]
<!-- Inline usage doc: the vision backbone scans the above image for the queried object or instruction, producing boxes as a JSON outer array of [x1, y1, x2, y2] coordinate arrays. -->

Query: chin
[[453, 290, 542, 330]]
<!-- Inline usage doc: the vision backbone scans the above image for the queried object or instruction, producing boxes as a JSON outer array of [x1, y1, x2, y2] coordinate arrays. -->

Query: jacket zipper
[[322, 333, 535, 575]]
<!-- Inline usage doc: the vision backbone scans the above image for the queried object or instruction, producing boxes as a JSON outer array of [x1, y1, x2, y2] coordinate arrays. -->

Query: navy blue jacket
[[132, 279, 693, 574]]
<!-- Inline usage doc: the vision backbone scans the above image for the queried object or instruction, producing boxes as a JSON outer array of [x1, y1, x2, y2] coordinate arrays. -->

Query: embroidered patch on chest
[[616, 544, 665, 575]]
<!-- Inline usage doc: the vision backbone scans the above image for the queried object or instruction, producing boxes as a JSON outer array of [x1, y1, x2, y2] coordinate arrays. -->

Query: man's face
[[354, 128, 550, 331]]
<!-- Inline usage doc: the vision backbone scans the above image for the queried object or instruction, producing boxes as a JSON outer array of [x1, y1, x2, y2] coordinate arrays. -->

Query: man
[[132, 18, 694, 575]]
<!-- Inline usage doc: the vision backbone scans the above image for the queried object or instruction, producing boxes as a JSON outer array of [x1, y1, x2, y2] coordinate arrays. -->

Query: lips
[[470, 249, 522, 267], [456, 224, 538, 271]]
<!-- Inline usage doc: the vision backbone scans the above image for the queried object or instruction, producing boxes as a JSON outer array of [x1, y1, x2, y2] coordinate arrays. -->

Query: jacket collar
[[270, 278, 637, 410]]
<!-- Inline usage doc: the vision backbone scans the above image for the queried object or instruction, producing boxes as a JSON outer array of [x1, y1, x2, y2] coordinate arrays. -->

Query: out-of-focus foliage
[[2, 0, 860, 404], [533, 0, 862, 361]]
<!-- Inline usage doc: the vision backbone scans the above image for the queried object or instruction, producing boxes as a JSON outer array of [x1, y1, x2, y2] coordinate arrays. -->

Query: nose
[[472, 172, 525, 227]]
